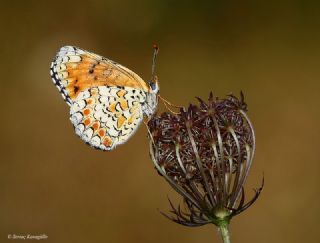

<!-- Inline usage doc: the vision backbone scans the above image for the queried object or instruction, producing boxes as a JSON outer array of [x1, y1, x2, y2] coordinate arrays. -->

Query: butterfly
[[50, 45, 160, 151]]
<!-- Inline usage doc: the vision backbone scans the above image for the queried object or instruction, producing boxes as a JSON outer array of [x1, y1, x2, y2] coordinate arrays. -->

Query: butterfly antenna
[[151, 44, 159, 79], [151, 44, 181, 115]]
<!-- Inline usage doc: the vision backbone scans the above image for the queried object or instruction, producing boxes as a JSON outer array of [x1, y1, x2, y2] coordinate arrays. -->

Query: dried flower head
[[148, 92, 263, 232]]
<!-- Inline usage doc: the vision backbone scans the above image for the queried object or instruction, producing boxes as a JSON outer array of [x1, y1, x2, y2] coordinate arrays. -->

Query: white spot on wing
[[58, 71, 68, 79], [75, 124, 85, 136], [82, 128, 93, 142], [108, 127, 119, 137], [70, 112, 83, 125], [68, 55, 82, 62], [91, 136, 100, 146]]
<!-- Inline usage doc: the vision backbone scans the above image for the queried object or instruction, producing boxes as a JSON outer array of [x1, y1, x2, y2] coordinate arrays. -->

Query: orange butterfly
[[50, 45, 160, 150]]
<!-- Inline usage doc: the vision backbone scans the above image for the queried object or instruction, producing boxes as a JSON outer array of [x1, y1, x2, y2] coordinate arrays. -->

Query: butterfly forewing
[[50, 46, 149, 105]]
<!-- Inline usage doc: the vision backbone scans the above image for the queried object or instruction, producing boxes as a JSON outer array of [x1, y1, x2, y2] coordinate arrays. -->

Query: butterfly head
[[143, 44, 160, 117], [143, 82, 158, 118], [149, 75, 159, 94]]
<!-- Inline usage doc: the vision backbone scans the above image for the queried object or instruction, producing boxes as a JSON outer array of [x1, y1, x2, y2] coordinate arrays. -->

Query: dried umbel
[[148, 92, 263, 242]]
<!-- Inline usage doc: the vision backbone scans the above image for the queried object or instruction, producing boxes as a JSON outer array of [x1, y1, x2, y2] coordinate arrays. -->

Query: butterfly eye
[[149, 81, 157, 91]]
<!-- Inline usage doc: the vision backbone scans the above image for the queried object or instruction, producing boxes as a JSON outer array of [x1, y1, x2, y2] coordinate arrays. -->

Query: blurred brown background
[[1, 0, 320, 242]]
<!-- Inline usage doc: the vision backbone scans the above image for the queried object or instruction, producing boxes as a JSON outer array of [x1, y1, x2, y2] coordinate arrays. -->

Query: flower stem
[[218, 224, 231, 243]]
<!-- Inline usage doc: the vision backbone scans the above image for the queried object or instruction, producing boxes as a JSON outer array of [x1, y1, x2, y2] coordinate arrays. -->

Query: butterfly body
[[50, 46, 159, 150]]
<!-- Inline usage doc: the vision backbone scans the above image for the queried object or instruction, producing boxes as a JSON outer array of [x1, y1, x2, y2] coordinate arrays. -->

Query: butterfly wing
[[70, 86, 147, 150], [50, 46, 150, 105]]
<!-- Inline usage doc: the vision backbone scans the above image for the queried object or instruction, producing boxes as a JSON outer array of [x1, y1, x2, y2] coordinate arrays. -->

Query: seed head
[[148, 92, 263, 227]]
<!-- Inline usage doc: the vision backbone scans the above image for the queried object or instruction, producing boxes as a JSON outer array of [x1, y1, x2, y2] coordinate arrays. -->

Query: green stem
[[218, 224, 231, 243]]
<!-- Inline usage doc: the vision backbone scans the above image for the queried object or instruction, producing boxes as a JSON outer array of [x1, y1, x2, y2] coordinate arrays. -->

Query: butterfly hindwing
[[70, 86, 146, 150], [50, 46, 150, 105]]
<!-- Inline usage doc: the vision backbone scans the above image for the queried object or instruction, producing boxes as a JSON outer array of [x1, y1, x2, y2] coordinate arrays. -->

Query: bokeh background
[[1, 0, 320, 242]]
